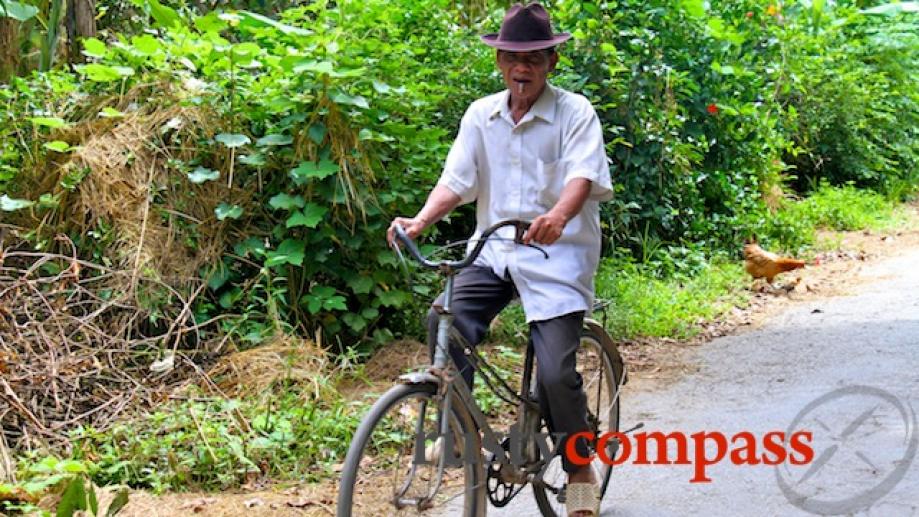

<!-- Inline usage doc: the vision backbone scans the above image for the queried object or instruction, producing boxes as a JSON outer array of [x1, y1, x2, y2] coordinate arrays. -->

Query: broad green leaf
[[302, 295, 322, 314], [215, 203, 243, 220], [215, 133, 251, 148], [0, 0, 38, 21], [82, 38, 107, 58], [237, 10, 312, 36], [377, 289, 408, 307], [0, 194, 34, 211], [324, 296, 347, 311], [234, 236, 266, 257], [29, 117, 68, 128], [861, 2, 919, 15], [239, 153, 266, 166], [43, 140, 72, 152], [195, 12, 227, 33], [187, 167, 219, 184], [362, 307, 379, 319], [99, 107, 124, 118], [265, 239, 305, 267], [145, 0, 182, 29], [329, 91, 369, 109], [194, 11, 228, 33], [289, 159, 339, 185], [307, 124, 327, 145], [376, 249, 398, 267], [312, 286, 336, 298], [131, 34, 162, 55], [342, 312, 367, 332], [347, 275, 374, 294], [56, 477, 88, 516], [681, 0, 705, 18], [268, 193, 305, 210], [232, 42, 262, 57], [286, 203, 327, 228], [219, 287, 242, 308], [256, 134, 293, 146]]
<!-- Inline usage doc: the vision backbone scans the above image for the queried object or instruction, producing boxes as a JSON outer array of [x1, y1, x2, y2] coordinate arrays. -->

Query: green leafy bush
[[72, 386, 366, 491]]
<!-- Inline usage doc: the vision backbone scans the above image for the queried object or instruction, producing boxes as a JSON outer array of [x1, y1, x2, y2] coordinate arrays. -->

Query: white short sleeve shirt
[[437, 83, 613, 322]]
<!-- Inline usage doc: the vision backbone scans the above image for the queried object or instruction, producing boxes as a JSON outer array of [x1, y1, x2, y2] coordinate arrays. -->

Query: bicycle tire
[[337, 382, 486, 516], [532, 323, 626, 516]]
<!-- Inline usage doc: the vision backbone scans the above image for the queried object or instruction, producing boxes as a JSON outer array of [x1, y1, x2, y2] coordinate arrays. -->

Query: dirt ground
[[55, 204, 919, 516]]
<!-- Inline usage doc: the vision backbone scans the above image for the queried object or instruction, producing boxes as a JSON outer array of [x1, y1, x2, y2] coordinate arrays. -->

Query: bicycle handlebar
[[393, 219, 547, 271]]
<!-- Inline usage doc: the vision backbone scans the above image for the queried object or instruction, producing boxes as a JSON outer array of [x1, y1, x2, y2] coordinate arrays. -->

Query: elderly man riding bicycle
[[387, 3, 613, 515]]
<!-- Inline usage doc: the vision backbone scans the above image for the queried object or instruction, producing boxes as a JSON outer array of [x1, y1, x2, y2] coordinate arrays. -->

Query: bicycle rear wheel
[[532, 323, 626, 516], [337, 382, 485, 516]]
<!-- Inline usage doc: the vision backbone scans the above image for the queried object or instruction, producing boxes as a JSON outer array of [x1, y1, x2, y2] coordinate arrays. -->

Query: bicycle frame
[[399, 270, 550, 481]]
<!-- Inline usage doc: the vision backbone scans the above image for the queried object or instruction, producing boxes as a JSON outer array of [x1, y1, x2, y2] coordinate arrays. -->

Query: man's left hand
[[524, 211, 567, 245]]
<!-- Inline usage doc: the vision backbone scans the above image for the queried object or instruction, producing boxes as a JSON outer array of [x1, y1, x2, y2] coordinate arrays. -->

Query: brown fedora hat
[[480, 2, 571, 52]]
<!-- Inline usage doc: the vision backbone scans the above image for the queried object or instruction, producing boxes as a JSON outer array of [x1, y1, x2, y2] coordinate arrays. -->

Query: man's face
[[497, 49, 558, 102]]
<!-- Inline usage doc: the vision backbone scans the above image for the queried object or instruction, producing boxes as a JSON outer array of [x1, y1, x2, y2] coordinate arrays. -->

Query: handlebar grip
[[393, 224, 439, 270]]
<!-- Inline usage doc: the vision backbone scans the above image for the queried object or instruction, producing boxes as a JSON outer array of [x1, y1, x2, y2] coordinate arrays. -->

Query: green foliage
[[472, 343, 524, 415], [0, 457, 127, 516], [0, 1, 39, 21], [595, 257, 748, 340], [3, 0, 915, 355], [71, 372, 367, 491], [780, 3, 919, 195], [785, 181, 896, 232], [547, 0, 917, 260]]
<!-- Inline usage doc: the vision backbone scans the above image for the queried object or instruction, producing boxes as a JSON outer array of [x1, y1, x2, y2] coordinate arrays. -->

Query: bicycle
[[337, 219, 628, 516]]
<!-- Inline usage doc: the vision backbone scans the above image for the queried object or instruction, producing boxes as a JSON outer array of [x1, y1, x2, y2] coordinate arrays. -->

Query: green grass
[[594, 259, 748, 340], [788, 182, 905, 233], [69, 380, 367, 493], [586, 184, 915, 342]]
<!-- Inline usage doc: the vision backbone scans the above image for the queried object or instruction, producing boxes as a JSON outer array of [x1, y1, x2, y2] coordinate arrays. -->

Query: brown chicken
[[743, 240, 806, 284]]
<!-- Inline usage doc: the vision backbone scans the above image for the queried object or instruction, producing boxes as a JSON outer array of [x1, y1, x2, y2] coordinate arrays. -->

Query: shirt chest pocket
[[536, 158, 564, 209]]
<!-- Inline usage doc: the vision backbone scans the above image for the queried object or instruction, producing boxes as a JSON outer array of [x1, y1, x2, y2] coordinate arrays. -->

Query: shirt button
[[511, 156, 520, 165]]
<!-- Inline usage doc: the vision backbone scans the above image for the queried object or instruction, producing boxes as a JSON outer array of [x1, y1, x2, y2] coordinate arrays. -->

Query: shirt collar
[[489, 83, 557, 125]]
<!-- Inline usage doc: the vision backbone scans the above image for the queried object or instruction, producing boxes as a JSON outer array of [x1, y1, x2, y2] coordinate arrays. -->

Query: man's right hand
[[387, 216, 427, 247]]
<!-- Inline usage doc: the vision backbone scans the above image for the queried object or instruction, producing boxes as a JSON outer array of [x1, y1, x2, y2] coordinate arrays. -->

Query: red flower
[[745, 11, 753, 18], [707, 103, 719, 114]]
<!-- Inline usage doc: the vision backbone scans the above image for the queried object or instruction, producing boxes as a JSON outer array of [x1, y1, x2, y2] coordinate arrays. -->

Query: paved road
[[461, 248, 919, 517]]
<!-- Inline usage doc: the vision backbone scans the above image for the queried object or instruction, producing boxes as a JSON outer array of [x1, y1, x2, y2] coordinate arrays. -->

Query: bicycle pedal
[[622, 422, 644, 435]]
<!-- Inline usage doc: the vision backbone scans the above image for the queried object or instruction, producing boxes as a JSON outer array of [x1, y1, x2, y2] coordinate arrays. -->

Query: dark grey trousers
[[426, 266, 591, 473]]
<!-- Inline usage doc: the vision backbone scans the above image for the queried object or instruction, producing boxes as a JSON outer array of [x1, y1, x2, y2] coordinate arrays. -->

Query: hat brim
[[480, 33, 571, 52]]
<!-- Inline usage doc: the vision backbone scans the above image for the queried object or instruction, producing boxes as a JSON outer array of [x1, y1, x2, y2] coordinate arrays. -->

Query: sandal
[[565, 482, 600, 517]]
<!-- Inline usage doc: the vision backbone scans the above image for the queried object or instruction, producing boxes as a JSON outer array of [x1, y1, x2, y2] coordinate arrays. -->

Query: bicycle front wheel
[[532, 324, 626, 516], [337, 382, 485, 516]]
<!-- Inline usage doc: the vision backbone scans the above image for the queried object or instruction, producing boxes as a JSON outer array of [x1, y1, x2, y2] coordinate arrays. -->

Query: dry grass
[[10, 84, 245, 298], [205, 334, 329, 399]]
